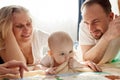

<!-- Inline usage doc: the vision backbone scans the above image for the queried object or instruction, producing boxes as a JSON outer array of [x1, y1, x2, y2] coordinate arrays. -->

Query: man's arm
[[81, 16, 120, 64], [81, 35, 110, 64]]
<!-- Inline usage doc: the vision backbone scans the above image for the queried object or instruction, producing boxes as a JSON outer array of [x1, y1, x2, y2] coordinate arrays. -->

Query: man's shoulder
[[79, 22, 97, 45]]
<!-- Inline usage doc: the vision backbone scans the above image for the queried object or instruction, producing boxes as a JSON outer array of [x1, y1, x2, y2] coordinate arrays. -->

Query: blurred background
[[0, 0, 119, 41], [0, 0, 78, 41]]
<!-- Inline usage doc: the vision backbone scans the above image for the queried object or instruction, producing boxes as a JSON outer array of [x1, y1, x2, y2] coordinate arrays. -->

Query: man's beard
[[91, 31, 103, 40]]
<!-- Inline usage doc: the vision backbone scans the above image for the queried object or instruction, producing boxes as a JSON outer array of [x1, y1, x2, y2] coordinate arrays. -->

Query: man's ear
[[109, 12, 114, 21]]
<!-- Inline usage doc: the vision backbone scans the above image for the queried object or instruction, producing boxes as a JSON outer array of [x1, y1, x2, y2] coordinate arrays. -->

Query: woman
[[0, 5, 49, 65]]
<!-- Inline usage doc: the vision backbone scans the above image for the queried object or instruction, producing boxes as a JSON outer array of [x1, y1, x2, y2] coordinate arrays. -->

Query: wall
[[110, 0, 119, 15], [0, 0, 78, 41]]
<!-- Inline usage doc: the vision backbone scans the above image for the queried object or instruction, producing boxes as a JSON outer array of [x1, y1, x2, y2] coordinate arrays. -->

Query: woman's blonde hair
[[0, 5, 29, 48]]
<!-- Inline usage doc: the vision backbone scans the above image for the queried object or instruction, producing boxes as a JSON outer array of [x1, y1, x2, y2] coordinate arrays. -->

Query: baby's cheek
[[59, 57, 66, 64], [55, 57, 64, 64], [70, 54, 74, 58]]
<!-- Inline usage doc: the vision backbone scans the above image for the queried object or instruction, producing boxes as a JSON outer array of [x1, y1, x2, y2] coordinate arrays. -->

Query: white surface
[[0, 0, 78, 41], [110, 0, 119, 15]]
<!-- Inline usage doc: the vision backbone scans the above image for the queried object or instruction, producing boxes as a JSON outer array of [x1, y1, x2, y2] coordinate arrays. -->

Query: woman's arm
[[2, 28, 26, 63]]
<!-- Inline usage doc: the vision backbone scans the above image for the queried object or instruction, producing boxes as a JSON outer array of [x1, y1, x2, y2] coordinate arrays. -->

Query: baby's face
[[51, 42, 74, 65]]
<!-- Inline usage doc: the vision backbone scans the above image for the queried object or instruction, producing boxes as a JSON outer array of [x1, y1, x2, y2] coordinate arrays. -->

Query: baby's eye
[[60, 53, 65, 56], [69, 50, 73, 54]]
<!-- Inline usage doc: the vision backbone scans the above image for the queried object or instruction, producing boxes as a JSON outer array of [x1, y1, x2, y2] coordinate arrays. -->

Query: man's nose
[[88, 24, 95, 32], [88, 24, 93, 31]]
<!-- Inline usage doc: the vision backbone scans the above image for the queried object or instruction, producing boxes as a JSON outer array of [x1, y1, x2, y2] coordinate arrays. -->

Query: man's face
[[82, 4, 113, 40]]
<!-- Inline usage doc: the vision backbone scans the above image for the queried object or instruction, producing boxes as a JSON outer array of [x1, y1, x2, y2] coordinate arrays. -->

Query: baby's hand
[[81, 61, 102, 72], [33, 65, 41, 70], [68, 58, 82, 69], [45, 67, 57, 75]]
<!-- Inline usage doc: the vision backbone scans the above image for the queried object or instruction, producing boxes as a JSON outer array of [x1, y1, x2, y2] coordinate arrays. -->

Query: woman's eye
[[26, 22, 31, 26], [16, 25, 23, 28]]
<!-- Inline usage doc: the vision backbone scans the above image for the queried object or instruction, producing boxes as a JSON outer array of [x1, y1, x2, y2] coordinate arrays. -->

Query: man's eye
[[93, 20, 100, 25]]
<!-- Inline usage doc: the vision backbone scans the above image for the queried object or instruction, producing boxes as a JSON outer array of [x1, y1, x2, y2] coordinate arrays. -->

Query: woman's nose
[[23, 26, 30, 32], [24, 26, 28, 30]]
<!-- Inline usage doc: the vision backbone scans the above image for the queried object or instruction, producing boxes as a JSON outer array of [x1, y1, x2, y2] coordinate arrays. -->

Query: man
[[79, 0, 120, 64], [0, 60, 28, 78], [118, 0, 120, 12]]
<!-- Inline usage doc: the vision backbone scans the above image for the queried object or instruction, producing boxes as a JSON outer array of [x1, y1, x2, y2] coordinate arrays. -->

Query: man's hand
[[68, 58, 102, 72], [104, 15, 120, 41], [81, 61, 102, 72]]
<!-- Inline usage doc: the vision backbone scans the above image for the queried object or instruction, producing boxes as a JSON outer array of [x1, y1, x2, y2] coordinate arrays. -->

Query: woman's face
[[12, 12, 33, 43]]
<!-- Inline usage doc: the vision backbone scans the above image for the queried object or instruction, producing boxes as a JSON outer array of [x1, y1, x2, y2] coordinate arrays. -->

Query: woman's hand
[[0, 60, 28, 78]]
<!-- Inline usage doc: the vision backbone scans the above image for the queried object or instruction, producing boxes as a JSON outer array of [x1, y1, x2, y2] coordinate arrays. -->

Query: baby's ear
[[48, 50, 52, 56]]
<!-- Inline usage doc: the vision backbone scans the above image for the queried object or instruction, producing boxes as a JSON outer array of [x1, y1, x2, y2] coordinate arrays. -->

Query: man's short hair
[[81, 0, 112, 14]]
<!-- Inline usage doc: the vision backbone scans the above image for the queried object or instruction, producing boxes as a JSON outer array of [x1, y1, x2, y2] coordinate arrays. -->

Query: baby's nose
[[65, 55, 70, 61], [69, 53, 74, 58]]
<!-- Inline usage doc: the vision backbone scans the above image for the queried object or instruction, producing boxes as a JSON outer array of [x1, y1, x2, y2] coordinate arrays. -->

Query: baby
[[34, 31, 101, 74]]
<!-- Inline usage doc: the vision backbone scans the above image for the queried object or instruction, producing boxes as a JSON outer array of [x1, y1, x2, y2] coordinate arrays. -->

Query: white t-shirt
[[0, 29, 49, 64], [79, 22, 98, 45], [32, 29, 49, 64], [79, 22, 120, 63], [40, 54, 54, 67]]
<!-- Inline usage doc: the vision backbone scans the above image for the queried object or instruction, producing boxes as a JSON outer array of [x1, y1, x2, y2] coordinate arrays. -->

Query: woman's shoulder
[[32, 29, 49, 45], [33, 29, 49, 38]]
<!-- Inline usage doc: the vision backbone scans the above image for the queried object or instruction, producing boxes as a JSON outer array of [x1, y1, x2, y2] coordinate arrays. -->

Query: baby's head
[[48, 31, 74, 65]]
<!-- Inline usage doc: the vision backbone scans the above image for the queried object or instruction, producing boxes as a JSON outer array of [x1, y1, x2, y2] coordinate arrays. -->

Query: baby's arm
[[33, 63, 57, 75], [33, 55, 57, 75]]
